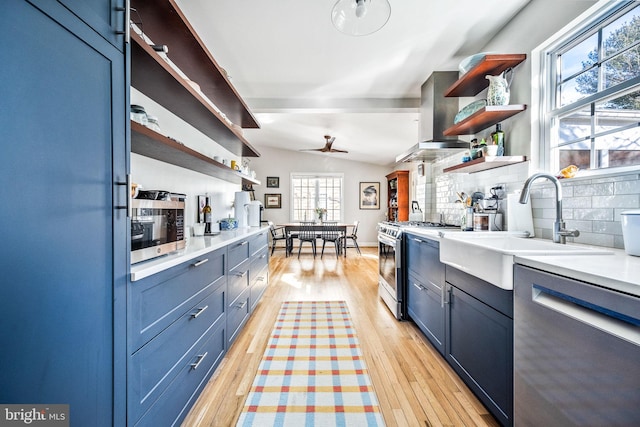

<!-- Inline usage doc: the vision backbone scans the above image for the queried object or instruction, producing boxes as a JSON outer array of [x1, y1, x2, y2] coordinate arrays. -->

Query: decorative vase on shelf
[[486, 67, 514, 106]]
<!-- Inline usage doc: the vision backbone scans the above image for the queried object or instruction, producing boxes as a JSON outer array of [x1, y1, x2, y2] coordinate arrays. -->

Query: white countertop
[[401, 226, 640, 297], [130, 226, 268, 281]]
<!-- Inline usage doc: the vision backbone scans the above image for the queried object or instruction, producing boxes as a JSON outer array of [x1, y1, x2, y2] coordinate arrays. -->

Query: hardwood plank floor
[[182, 247, 499, 427]]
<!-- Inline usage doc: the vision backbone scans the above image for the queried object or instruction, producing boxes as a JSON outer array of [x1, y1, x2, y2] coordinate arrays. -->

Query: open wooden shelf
[[444, 156, 527, 174], [444, 54, 527, 97], [443, 104, 527, 136], [130, 0, 258, 129], [131, 121, 260, 185], [131, 34, 260, 158]]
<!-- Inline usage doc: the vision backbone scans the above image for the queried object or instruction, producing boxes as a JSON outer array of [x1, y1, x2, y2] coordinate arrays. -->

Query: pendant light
[[331, 0, 391, 36]]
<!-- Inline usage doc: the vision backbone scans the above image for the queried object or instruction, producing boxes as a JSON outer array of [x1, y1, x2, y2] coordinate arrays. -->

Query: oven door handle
[[377, 235, 397, 247]]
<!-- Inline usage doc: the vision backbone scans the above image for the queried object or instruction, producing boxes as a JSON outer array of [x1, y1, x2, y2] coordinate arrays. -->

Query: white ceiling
[[175, 0, 530, 166]]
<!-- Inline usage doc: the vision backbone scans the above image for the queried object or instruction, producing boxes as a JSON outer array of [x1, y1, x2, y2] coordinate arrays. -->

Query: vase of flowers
[[315, 207, 327, 223]]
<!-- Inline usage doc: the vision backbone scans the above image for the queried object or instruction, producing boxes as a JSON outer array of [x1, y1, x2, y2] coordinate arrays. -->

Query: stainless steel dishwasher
[[514, 265, 640, 426]]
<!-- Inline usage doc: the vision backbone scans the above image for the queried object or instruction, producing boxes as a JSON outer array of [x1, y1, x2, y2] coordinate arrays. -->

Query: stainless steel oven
[[377, 222, 403, 319], [131, 191, 186, 264]]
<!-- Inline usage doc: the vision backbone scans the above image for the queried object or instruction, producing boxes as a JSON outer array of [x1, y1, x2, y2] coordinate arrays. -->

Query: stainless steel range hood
[[396, 71, 470, 163]]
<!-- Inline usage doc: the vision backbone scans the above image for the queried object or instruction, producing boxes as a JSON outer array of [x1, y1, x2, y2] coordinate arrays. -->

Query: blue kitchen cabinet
[[0, 1, 128, 426], [249, 229, 270, 312], [445, 266, 513, 427], [57, 0, 127, 50], [405, 233, 446, 355]]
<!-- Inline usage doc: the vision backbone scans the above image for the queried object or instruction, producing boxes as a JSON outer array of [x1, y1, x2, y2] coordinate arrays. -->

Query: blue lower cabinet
[[407, 272, 445, 355], [445, 267, 513, 427], [129, 282, 225, 423], [228, 288, 251, 346], [250, 246, 270, 311], [135, 320, 226, 427]]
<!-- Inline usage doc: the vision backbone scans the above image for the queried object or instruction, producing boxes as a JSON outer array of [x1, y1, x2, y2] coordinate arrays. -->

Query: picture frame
[[359, 182, 380, 210], [264, 193, 282, 209], [266, 176, 279, 188]]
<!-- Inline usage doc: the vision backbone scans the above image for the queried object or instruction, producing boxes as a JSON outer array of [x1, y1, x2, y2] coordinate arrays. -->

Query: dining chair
[[320, 221, 343, 258], [342, 220, 362, 255], [268, 221, 291, 256], [297, 221, 317, 258]]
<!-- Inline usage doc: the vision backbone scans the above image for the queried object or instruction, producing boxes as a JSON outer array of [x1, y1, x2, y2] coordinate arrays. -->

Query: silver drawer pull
[[239, 241, 249, 246], [236, 301, 247, 309], [412, 282, 424, 291], [256, 276, 265, 281], [190, 352, 208, 370], [412, 238, 424, 243], [236, 271, 248, 278], [190, 305, 209, 319], [260, 254, 267, 259], [192, 258, 209, 267]]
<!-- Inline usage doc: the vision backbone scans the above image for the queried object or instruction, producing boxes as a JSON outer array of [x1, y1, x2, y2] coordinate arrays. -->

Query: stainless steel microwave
[[131, 191, 186, 264]]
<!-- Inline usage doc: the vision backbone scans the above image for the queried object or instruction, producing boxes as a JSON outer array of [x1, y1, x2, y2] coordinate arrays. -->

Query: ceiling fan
[[300, 135, 349, 153]]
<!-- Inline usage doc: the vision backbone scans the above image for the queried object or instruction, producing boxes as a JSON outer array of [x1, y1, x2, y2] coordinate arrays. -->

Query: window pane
[[595, 88, 640, 133], [603, 50, 640, 89], [559, 68, 598, 107], [291, 175, 342, 222], [557, 141, 592, 171], [594, 126, 640, 168], [560, 33, 598, 78], [602, 5, 640, 57], [558, 107, 592, 143]]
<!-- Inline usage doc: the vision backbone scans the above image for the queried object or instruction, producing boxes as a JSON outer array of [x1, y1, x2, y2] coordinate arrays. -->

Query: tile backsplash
[[423, 158, 639, 250]]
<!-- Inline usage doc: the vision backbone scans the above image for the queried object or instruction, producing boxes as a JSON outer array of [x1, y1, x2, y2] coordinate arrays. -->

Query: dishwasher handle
[[532, 284, 640, 346]]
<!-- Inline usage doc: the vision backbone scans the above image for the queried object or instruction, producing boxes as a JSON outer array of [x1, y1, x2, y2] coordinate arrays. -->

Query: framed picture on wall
[[359, 182, 380, 209], [266, 176, 279, 188], [264, 193, 281, 209]]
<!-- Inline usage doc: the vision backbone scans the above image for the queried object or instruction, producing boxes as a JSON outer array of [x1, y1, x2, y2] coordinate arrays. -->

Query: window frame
[[536, 0, 640, 177], [289, 172, 344, 222]]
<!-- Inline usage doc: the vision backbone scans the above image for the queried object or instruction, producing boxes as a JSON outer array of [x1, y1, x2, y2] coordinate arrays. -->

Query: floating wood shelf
[[131, 121, 260, 185], [130, 0, 258, 129], [443, 105, 527, 136], [444, 156, 527, 174], [444, 54, 527, 97]]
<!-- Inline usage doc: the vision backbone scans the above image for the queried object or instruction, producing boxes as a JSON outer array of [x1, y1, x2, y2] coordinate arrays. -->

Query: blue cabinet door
[[0, 1, 127, 426], [56, 0, 127, 50]]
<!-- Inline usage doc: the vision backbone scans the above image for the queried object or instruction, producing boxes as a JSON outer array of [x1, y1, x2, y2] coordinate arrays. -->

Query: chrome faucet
[[519, 172, 579, 244]]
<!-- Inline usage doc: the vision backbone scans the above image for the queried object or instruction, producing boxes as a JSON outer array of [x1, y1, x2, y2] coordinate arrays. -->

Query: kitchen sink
[[439, 233, 612, 290]]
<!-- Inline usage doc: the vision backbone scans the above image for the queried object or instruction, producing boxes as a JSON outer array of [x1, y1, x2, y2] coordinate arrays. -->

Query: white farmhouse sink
[[439, 233, 612, 290]]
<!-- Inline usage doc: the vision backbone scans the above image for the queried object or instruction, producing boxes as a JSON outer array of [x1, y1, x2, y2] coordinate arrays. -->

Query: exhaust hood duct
[[396, 71, 470, 163]]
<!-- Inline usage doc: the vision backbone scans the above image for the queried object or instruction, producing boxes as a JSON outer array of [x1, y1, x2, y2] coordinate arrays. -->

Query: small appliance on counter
[[131, 191, 186, 264], [408, 201, 423, 222], [234, 191, 251, 228], [247, 200, 263, 227]]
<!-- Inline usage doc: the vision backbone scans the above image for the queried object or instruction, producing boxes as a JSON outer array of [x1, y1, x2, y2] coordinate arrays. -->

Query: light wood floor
[[182, 247, 499, 427]]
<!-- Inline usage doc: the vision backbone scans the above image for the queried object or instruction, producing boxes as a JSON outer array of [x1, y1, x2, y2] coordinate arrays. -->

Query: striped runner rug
[[236, 300, 385, 427]]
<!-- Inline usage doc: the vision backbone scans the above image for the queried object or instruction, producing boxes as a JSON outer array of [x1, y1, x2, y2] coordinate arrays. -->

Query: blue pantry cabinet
[[0, 1, 128, 426]]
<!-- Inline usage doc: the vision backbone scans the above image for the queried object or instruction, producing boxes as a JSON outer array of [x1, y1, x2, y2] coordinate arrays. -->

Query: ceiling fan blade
[[330, 149, 349, 153]]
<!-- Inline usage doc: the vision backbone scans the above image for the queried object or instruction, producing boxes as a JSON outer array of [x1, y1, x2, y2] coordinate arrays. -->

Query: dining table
[[281, 222, 352, 257]]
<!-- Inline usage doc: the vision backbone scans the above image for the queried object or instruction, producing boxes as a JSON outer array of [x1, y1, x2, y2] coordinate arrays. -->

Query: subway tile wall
[[424, 158, 639, 249]]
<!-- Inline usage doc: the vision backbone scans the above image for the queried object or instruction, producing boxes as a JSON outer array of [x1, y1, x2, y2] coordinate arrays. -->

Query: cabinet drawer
[[407, 272, 445, 355], [249, 230, 269, 257], [129, 283, 225, 423], [250, 261, 269, 312], [129, 247, 225, 351], [250, 245, 269, 273], [228, 258, 250, 306], [227, 288, 250, 346], [228, 238, 250, 270], [134, 320, 226, 427], [405, 233, 442, 280]]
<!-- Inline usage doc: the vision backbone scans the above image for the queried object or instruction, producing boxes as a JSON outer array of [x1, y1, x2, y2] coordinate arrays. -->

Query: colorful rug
[[236, 300, 385, 426]]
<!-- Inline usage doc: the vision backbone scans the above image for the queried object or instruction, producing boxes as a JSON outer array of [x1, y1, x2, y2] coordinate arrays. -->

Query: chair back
[[351, 220, 359, 237], [321, 221, 341, 240], [298, 221, 317, 240], [267, 221, 277, 238]]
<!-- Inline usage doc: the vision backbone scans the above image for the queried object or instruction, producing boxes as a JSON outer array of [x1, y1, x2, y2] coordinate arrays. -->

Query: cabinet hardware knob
[[190, 352, 208, 370], [190, 305, 209, 319], [192, 258, 209, 267]]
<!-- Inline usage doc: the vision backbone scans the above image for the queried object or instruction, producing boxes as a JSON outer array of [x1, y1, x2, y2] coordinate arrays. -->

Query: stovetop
[[378, 220, 457, 239]]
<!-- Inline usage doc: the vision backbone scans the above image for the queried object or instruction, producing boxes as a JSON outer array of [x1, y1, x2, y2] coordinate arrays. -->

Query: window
[[543, 1, 640, 173], [291, 173, 343, 221]]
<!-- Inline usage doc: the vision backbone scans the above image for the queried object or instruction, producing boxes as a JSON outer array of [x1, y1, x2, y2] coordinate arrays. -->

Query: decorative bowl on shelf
[[454, 99, 487, 124], [458, 52, 495, 75], [219, 218, 238, 230]]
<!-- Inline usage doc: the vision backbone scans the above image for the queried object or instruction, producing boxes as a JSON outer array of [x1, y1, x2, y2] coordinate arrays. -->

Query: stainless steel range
[[377, 221, 456, 319]]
